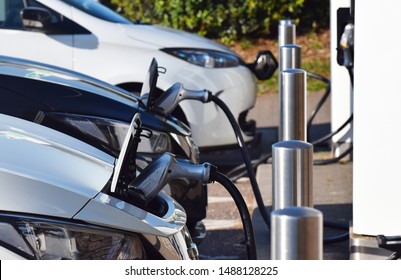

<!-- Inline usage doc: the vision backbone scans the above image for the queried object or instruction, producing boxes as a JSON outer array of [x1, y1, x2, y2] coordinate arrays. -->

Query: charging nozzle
[[377, 235, 401, 259], [339, 23, 354, 68], [153, 82, 211, 115], [127, 152, 216, 203]]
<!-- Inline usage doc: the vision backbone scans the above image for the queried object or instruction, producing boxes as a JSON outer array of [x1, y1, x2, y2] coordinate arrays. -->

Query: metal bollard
[[278, 43, 302, 141], [271, 206, 323, 260], [279, 44, 301, 72], [279, 69, 307, 141], [272, 140, 313, 211], [278, 19, 296, 47], [278, 20, 300, 132]]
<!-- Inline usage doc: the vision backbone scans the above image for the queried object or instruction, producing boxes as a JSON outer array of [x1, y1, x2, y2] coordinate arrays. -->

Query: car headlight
[[162, 48, 240, 68], [39, 112, 171, 157], [0, 215, 145, 260]]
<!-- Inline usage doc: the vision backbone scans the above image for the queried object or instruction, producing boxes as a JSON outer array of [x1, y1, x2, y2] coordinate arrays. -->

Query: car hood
[[0, 114, 188, 236], [0, 114, 115, 218], [123, 23, 236, 54]]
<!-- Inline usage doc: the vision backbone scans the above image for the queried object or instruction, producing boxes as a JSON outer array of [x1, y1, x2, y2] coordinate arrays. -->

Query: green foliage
[[104, 0, 331, 94], [107, 0, 310, 43], [297, 0, 330, 33]]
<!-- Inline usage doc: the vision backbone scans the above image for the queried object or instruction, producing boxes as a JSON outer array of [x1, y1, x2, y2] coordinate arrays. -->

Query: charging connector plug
[[127, 152, 216, 204]]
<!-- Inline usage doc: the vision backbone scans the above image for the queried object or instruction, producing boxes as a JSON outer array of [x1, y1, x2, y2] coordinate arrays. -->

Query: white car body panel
[[0, 245, 26, 260], [0, 113, 187, 237], [0, 0, 256, 148], [75, 192, 187, 237], [0, 114, 115, 217]]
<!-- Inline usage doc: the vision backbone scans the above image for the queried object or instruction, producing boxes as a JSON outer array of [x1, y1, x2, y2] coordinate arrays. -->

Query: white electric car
[[0, 0, 276, 166]]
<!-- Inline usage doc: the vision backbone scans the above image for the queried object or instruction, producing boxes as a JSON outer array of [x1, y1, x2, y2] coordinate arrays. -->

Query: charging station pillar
[[330, 0, 353, 156], [350, 0, 401, 259], [271, 206, 323, 260]]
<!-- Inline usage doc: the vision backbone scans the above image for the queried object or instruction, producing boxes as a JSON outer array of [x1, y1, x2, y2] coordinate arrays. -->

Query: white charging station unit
[[330, 0, 353, 157], [331, 0, 401, 259]]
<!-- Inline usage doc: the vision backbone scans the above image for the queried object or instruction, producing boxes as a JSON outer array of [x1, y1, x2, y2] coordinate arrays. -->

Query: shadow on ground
[[197, 228, 249, 260]]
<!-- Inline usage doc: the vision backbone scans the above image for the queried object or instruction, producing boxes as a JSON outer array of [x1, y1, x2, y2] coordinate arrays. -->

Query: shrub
[[107, 0, 328, 43]]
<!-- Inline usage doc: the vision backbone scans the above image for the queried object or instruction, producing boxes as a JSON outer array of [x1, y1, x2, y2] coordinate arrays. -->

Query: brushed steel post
[[280, 69, 307, 141], [278, 19, 296, 47], [272, 140, 313, 211], [279, 44, 301, 72], [271, 206, 323, 260]]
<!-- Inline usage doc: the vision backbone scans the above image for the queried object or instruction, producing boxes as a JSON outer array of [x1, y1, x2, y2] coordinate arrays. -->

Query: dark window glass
[[0, 0, 91, 34], [0, 0, 25, 29]]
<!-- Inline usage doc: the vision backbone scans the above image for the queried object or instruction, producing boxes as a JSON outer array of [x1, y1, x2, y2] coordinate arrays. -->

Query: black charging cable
[[208, 93, 271, 231], [306, 72, 354, 165], [213, 171, 257, 260], [207, 92, 350, 244], [307, 72, 331, 143]]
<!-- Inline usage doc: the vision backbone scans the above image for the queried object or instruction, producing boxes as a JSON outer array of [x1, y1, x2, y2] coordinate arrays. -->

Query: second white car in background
[[0, 0, 276, 167]]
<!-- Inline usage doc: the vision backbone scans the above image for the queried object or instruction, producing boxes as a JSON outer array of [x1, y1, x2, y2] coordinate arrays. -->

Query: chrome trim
[[187, 242, 199, 260], [171, 133, 200, 163], [74, 192, 187, 237], [142, 226, 198, 260], [111, 113, 140, 193]]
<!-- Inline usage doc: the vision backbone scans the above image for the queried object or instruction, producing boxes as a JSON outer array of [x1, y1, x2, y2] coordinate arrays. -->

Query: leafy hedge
[[105, 0, 329, 44]]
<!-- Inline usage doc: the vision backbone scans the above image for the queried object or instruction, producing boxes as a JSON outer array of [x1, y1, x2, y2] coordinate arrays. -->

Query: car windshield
[[61, 0, 132, 24]]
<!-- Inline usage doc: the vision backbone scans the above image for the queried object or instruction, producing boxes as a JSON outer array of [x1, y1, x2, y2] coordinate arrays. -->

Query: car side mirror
[[21, 7, 52, 32], [248, 50, 278, 81]]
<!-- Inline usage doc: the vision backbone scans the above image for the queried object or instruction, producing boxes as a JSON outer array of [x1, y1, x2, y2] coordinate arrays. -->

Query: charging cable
[[127, 150, 257, 259], [213, 171, 257, 260], [207, 92, 350, 243], [149, 75, 351, 243]]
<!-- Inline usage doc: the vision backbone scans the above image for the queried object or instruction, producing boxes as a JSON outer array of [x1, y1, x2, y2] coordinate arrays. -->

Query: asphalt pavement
[[197, 91, 353, 260]]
